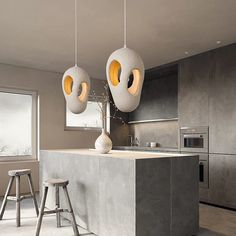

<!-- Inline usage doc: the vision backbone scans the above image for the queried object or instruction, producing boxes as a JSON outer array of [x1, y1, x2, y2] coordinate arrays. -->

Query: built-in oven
[[180, 126, 209, 153], [180, 127, 209, 189]]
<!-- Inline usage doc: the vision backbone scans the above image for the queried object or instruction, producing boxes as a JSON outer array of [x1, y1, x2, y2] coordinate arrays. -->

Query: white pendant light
[[106, 0, 145, 113], [62, 0, 90, 114]]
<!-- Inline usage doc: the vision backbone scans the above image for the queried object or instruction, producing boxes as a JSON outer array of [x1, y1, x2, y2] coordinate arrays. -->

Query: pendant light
[[62, 0, 90, 114], [106, 0, 145, 113]]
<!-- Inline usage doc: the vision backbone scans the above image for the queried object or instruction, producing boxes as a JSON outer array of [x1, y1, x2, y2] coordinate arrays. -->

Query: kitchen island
[[40, 149, 199, 236]]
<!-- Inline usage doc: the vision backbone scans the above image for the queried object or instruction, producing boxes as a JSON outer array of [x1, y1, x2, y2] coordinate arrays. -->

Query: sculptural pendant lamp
[[62, 0, 90, 114], [106, 0, 145, 112]]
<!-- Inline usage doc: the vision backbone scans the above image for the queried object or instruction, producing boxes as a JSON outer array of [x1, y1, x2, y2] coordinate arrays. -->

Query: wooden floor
[[0, 196, 236, 236]]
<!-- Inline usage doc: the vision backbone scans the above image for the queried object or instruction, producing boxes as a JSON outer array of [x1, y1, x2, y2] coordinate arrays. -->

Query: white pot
[[95, 129, 112, 154]]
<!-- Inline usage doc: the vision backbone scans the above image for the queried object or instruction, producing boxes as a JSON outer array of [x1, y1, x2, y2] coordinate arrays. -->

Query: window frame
[[64, 95, 110, 132], [0, 87, 38, 162]]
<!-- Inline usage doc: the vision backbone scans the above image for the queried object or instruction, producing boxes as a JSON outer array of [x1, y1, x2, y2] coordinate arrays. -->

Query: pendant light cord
[[124, 0, 127, 48], [75, 0, 78, 66]]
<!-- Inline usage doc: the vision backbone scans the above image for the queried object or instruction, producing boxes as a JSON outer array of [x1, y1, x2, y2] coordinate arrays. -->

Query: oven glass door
[[184, 135, 204, 148]]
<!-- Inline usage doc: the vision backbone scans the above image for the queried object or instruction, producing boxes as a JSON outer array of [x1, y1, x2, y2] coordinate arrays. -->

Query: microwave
[[180, 126, 209, 153]]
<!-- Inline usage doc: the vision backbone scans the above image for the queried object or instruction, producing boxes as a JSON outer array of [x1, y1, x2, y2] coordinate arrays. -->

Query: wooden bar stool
[[0, 169, 39, 227], [35, 178, 79, 236]]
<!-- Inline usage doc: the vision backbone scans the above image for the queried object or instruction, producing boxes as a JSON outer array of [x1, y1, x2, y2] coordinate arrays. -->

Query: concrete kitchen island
[[40, 149, 199, 236]]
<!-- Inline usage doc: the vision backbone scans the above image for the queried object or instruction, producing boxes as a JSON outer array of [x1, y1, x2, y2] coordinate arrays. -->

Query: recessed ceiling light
[[185, 51, 189, 55], [216, 40, 221, 44]]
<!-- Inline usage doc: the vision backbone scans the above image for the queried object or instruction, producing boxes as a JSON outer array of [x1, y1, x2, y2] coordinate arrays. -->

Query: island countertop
[[40, 149, 199, 236], [41, 148, 192, 160]]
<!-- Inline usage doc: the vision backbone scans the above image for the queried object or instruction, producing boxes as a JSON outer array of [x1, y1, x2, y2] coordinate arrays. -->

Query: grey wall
[[0, 63, 105, 150], [129, 120, 178, 148], [111, 65, 179, 148], [0, 63, 105, 196]]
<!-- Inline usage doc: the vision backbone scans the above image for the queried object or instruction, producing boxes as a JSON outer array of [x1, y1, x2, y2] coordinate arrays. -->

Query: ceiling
[[0, 0, 236, 79]]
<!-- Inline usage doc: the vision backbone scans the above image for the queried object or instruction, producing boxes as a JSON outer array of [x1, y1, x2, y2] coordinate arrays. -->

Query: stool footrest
[[7, 194, 33, 202], [43, 208, 68, 215]]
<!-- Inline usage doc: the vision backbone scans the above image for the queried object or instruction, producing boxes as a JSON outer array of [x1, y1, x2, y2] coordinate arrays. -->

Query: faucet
[[128, 135, 140, 147], [128, 135, 134, 146], [134, 137, 140, 146]]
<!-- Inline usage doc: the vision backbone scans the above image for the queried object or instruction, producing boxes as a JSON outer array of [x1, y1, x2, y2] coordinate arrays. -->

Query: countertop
[[41, 148, 194, 160]]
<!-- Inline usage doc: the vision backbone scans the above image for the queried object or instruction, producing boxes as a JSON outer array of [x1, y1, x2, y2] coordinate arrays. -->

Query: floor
[[0, 198, 236, 236]]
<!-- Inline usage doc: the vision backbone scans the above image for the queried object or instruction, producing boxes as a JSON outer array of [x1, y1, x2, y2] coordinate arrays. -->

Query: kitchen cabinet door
[[208, 154, 236, 209], [209, 44, 236, 154], [178, 52, 213, 127]]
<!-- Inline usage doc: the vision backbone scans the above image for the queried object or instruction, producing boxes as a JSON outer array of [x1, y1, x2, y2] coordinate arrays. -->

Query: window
[[0, 88, 37, 161], [65, 100, 109, 131]]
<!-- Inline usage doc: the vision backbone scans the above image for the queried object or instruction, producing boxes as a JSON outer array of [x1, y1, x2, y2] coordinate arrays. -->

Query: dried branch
[[90, 82, 126, 126]]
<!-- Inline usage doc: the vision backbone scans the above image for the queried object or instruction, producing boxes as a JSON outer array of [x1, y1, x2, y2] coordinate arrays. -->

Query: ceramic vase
[[95, 129, 112, 154]]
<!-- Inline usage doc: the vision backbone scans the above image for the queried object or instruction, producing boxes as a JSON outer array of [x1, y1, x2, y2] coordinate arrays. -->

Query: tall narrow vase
[[95, 129, 112, 154]]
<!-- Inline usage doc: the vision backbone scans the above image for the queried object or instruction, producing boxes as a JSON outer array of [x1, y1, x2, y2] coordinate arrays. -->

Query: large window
[[0, 88, 37, 161], [65, 99, 109, 131]]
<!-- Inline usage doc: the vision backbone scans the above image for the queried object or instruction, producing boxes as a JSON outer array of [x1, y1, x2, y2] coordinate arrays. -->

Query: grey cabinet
[[129, 67, 178, 122], [209, 44, 236, 154], [200, 154, 236, 209], [178, 52, 213, 127]]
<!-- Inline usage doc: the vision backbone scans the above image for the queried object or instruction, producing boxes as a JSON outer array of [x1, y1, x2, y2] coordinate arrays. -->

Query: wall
[[111, 64, 179, 148], [129, 120, 178, 148], [0, 63, 104, 196]]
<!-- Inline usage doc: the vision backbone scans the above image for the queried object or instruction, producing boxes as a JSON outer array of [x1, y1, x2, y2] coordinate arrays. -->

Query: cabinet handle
[[199, 162, 204, 182]]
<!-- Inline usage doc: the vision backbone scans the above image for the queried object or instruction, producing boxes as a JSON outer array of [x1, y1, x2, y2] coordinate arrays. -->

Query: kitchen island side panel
[[136, 158, 171, 236], [172, 156, 199, 236], [99, 156, 135, 236], [40, 151, 100, 234]]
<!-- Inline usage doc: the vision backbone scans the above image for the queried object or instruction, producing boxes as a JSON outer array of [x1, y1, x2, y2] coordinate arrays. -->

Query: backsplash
[[129, 120, 179, 148]]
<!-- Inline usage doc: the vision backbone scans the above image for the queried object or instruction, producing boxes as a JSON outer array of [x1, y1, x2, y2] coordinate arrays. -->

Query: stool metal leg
[[55, 185, 61, 228], [0, 176, 15, 220], [35, 186, 48, 236], [16, 175, 21, 227], [27, 173, 39, 216], [63, 186, 79, 236]]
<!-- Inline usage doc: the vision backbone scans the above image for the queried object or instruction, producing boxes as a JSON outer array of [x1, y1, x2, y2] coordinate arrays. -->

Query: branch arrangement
[[91, 82, 126, 129]]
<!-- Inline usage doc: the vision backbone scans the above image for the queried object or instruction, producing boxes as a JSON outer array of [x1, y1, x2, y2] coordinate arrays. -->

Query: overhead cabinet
[[129, 65, 178, 122]]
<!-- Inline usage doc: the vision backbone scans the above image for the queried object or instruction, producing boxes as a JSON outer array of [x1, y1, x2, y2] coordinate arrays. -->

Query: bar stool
[[0, 169, 39, 227], [35, 178, 79, 236]]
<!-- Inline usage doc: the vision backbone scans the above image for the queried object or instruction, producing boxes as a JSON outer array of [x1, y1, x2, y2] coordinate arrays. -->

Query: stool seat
[[43, 179, 69, 187], [8, 169, 31, 177]]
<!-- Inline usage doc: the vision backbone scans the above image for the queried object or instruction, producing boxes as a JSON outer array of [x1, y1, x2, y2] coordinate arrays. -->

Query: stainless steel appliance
[[180, 126, 209, 153], [180, 126, 209, 189]]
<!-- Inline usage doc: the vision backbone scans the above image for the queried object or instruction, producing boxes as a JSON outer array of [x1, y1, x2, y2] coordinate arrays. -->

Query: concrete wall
[[129, 120, 178, 148], [0, 63, 104, 196]]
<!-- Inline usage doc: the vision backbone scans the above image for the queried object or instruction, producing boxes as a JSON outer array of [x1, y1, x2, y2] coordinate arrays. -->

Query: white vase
[[95, 129, 112, 154]]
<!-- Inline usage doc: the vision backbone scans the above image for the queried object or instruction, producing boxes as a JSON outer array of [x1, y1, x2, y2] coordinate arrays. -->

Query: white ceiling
[[0, 0, 236, 79]]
